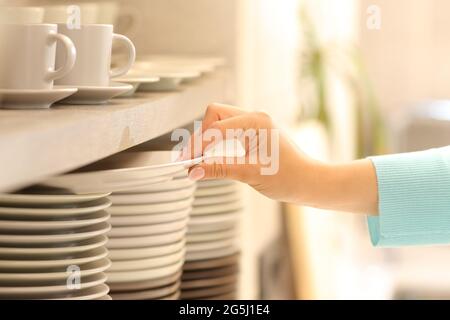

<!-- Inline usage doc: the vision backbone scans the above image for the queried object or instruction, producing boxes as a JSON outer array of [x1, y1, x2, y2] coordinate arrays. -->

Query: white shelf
[[0, 70, 228, 193]]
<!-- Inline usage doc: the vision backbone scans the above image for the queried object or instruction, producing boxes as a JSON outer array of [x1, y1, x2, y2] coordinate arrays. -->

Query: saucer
[[57, 82, 133, 105], [114, 76, 160, 97], [128, 68, 200, 92], [0, 87, 78, 109], [138, 75, 198, 92]]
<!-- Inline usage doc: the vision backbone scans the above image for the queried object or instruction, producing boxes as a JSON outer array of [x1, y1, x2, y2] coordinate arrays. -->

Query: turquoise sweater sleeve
[[368, 146, 450, 247]]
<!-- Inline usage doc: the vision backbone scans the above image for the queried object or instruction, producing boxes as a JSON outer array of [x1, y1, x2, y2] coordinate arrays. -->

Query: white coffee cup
[[0, 6, 44, 24], [0, 24, 76, 90], [55, 24, 136, 87], [43, 4, 98, 25]]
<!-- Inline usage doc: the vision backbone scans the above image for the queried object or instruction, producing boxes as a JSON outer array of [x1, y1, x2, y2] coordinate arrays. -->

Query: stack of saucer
[[181, 180, 242, 300], [106, 172, 196, 300], [0, 190, 112, 300]]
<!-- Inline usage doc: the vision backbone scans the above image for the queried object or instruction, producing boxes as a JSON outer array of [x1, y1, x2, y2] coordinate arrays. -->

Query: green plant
[[298, 7, 386, 157]]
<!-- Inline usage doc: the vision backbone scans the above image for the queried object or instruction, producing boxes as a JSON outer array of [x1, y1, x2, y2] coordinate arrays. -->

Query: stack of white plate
[[106, 172, 196, 300], [0, 189, 112, 300], [10, 150, 201, 300], [181, 180, 242, 300]]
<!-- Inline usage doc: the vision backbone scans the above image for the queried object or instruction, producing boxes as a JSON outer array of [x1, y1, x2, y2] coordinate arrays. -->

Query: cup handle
[[110, 33, 136, 79], [46, 33, 77, 82]]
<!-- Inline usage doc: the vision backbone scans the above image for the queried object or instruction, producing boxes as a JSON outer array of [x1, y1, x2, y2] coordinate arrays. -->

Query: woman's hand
[[184, 103, 379, 214]]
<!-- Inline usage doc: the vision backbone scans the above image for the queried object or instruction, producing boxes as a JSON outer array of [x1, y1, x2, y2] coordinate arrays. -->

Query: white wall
[[360, 0, 450, 116]]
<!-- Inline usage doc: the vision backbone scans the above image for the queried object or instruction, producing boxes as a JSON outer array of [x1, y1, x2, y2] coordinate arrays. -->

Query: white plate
[[110, 207, 190, 226], [0, 247, 108, 270], [109, 249, 185, 272], [188, 221, 239, 234], [38, 175, 175, 195], [110, 281, 180, 300], [107, 260, 183, 283], [0, 222, 111, 245], [107, 228, 186, 249], [138, 54, 226, 69], [42, 151, 202, 194], [0, 87, 78, 109], [46, 284, 109, 300], [114, 76, 160, 97], [130, 63, 201, 77], [118, 177, 195, 194], [187, 238, 237, 253], [186, 228, 237, 243], [108, 239, 185, 261], [139, 77, 194, 92], [0, 273, 106, 296], [0, 235, 107, 258], [134, 59, 214, 74], [0, 211, 110, 232], [50, 175, 175, 194], [0, 198, 111, 219], [110, 186, 196, 205], [108, 270, 182, 292], [185, 245, 239, 262], [57, 82, 133, 105], [108, 217, 188, 238], [0, 192, 110, 205], [127, 65, 200, 91], [189, 212, 240, 226], [196, 180, 235, 189], [193, 193, 240, 206], [108, 197, 193, 215], [159, 291, 181, 300], [194, 184, 238, 197], [0, 258, 111, 283], [115, 76, 160, 84], [192, 202, 243, 216]]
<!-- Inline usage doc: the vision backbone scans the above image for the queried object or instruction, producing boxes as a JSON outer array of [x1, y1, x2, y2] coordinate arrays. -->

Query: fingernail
[[189, 167, 205, 181]]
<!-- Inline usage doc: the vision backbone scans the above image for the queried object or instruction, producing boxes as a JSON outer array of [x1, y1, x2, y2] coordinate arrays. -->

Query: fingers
[[183, 103, 248, 160], [202, 103, 247, 130], [184, 114, 254, 160], [182, 105, 272, 161], [188, 161, 253, 182]]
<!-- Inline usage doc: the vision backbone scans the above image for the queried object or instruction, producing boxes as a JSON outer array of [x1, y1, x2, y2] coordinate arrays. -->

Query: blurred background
[[3, 0, 450, 299]]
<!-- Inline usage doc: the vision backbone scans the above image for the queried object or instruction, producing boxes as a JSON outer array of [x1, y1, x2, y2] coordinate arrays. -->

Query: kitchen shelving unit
[[0, 70, 229, 193]]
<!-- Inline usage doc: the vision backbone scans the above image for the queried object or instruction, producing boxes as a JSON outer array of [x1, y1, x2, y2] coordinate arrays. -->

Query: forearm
[[299, 159, 378, 215]]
